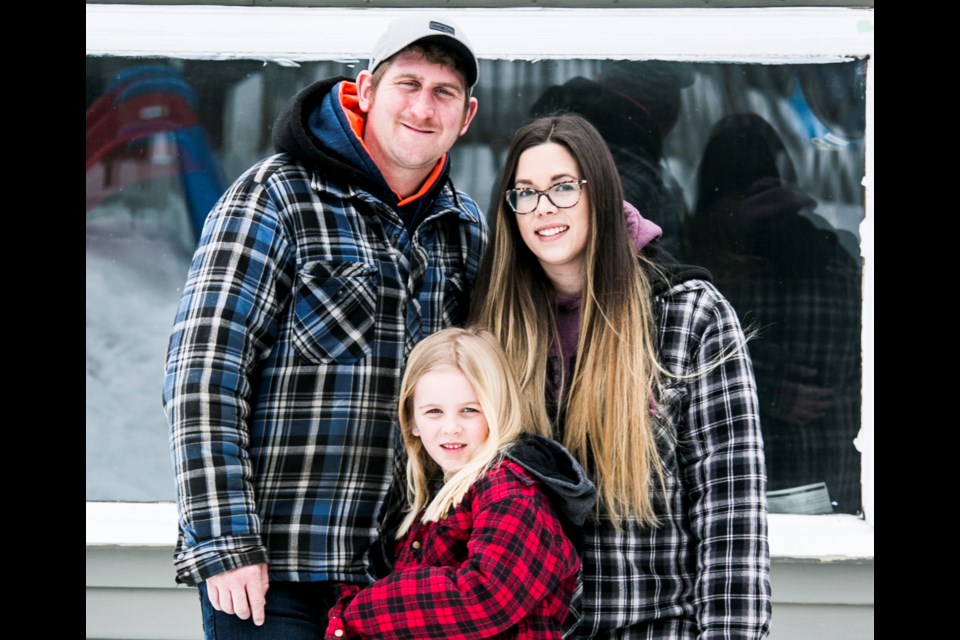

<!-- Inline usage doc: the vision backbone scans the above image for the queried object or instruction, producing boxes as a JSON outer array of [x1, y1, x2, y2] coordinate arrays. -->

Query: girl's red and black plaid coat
[[326, 439, 596, 639]]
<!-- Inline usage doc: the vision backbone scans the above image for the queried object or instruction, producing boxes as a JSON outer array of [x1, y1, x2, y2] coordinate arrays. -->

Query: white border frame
[[86, 4, 875, 560], [86, 5, 874, 62]]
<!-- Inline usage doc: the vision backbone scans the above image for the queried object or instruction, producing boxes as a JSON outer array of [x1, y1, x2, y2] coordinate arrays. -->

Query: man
[[163, 15, 485, 637]]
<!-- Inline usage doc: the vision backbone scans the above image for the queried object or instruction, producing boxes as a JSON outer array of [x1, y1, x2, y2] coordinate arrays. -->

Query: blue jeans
[[198, 581, 339, 640]]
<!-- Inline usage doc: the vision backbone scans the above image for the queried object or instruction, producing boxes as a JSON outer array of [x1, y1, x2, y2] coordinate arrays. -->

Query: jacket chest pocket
[[292, 261, 378, 364], [419, 509, 472, 566], [441, 270, 468, 328]]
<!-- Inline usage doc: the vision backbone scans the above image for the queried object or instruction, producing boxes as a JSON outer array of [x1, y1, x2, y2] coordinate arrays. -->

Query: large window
[[86, 6, 874, 527]]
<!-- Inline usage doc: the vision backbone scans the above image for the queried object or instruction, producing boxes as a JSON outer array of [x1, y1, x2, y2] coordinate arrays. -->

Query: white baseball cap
[[368, 16, 479, 89]]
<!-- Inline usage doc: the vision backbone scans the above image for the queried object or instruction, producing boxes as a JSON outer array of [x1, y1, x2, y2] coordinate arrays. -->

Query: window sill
[[86, 501, 874, 561], [768, 512, 873, 561]]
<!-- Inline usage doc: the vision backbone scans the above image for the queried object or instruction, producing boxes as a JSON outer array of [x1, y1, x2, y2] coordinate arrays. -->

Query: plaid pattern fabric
[[565, 279, 771, 639], [715, 255, 862, 514], [163, 153, 487, 586], [326, 461, 580, 639]]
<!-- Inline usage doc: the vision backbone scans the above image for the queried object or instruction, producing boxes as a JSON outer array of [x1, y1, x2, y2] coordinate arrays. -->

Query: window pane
[[86, 56, 865, 513]]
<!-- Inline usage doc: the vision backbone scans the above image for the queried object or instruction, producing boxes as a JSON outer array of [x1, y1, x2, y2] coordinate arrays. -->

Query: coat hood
[[642, 240, 713, 297], [505, 433, 597, 550], [271, 76, 387, 195]]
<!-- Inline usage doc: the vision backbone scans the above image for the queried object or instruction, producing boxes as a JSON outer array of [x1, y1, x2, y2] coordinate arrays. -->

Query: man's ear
[[459, 97, 479, 136], [356, 70, 374, 113]]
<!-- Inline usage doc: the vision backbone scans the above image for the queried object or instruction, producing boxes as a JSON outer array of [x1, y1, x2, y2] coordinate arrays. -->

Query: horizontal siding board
[[86, 587, 202, 640], [768, 603, 875, 640], [87, 547, 874, 639], [771, 558, 875, 605], [87, 547, 177, 589]]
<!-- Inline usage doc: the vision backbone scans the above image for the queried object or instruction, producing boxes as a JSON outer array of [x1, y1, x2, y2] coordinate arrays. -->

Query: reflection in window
[[86, 56, 866, 514], [687, 112, 862, 515]]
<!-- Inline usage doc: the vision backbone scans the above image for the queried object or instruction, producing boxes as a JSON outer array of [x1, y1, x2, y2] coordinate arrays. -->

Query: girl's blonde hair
[[470, 113, 667, 527], [396, 326, 524, 537]]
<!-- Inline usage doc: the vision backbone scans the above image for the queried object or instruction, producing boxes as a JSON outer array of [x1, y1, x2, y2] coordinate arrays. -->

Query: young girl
[[470, 114, 771, 638], [325, 326, 596, 639]]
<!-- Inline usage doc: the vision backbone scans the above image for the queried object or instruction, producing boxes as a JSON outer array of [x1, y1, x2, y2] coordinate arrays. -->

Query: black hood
[[505, 434, 597, 552], [271, 76, 395, 204], [642, 239, 713, 296]]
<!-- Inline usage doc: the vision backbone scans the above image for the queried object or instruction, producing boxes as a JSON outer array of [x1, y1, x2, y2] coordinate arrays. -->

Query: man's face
[[357, 50, 479, 188]]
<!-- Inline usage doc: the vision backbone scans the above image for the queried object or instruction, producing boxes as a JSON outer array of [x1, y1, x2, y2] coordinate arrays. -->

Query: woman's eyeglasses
[[504, 180, 588, 214]]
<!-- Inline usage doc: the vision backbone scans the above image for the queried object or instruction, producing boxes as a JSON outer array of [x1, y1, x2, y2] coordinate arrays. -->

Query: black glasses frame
[[504, 179, 588, 214]]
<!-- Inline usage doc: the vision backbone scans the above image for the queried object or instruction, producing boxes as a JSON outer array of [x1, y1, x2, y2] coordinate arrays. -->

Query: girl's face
[[511, 142, 590, 292], [412, 368, 490, 481]]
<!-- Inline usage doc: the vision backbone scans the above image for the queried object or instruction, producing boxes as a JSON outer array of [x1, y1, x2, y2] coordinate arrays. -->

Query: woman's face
[[511, 142, 590, 293]]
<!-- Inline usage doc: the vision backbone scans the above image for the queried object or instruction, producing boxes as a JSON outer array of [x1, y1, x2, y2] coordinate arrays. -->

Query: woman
[[470, 114, 771, 638]]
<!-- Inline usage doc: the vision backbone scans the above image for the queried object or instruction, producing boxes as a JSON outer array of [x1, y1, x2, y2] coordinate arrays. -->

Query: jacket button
[[335, 630, 344, 637], [411, 540, 422, 550]]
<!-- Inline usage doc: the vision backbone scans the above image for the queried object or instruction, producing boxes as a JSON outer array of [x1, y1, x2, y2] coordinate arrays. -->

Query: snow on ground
[[86, 200, 194, 501]]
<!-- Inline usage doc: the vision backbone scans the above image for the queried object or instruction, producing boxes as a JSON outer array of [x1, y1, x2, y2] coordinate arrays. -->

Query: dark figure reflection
[[687, 113, 862, 515], [529, 61, 693, 258]]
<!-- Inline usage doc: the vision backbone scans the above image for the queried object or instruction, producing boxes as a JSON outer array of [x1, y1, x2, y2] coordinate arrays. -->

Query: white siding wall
[[86, 544, 874, 639], [87, 504, 874, 639]]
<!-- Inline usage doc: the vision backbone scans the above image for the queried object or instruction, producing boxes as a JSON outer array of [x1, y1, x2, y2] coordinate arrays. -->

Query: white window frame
[[85, 3, 874, 561]]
